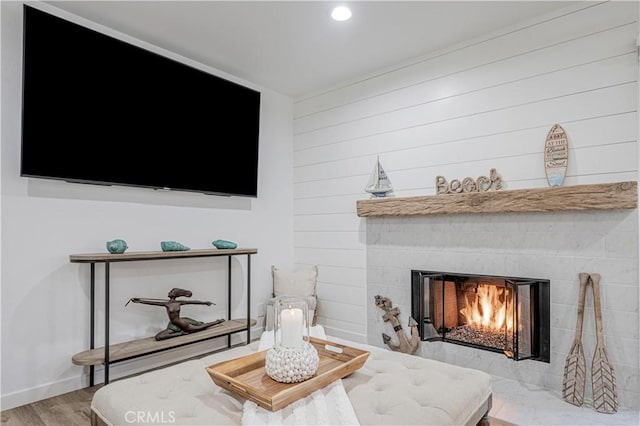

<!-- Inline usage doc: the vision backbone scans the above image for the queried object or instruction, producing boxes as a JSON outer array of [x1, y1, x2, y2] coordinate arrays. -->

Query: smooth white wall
[[293, 1, 638, 344], [1, 1, 294, 409]]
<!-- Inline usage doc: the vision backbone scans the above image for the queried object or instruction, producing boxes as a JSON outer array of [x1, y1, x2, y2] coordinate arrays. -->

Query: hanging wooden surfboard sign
[[544, 124, 569, 187]]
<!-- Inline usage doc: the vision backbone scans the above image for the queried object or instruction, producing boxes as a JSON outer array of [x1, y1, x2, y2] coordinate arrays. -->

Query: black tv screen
[[21, 5, 261, 197]]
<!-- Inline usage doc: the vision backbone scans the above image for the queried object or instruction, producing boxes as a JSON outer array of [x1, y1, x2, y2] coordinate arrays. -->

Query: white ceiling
[[47, 1, 584, 98]]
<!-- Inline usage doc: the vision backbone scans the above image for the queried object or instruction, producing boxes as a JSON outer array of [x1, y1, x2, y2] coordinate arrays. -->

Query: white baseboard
[[1, 328, 263, 411], [1, 375, 84, 411], [323, 326, 366, 343]]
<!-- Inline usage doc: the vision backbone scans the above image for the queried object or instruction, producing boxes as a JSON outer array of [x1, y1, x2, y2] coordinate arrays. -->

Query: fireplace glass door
[[411, 270, 549, 362]]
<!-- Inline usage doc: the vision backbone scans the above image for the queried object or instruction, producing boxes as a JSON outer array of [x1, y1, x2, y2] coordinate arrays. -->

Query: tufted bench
[[91, 337, 492, 425]]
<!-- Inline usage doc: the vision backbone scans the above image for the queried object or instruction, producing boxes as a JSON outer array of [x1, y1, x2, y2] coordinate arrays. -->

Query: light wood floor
[[0, 385, 102, 426]]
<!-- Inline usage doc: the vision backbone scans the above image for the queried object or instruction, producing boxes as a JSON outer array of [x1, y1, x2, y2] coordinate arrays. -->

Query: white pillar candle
[[280, 307, 303, 348]]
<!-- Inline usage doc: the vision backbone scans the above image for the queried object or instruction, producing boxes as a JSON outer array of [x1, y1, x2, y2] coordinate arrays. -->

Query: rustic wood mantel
[[356, 181, 637, 217]]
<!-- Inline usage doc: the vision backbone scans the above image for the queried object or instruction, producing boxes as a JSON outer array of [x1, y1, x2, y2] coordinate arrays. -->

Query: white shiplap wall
[[292, 1, 638, 343]]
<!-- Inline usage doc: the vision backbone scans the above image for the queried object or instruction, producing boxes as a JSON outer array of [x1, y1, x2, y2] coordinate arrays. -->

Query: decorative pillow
[[267, 265, 319, 329]]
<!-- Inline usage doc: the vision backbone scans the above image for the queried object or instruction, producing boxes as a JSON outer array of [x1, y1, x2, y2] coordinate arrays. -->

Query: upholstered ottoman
[[91, 338, 492, 425]]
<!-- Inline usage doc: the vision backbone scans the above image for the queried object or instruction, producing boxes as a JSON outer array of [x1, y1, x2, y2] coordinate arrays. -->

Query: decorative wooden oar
[[590, 273, 618, 414], [562, 272, 589, 406]]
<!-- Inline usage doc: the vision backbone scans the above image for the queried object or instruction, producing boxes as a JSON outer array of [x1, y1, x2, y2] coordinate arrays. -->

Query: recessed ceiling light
[[331, 6, 352, 22]]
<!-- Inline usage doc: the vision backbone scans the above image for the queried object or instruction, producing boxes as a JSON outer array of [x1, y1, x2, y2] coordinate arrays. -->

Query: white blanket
[[241, 326, 360, 426]]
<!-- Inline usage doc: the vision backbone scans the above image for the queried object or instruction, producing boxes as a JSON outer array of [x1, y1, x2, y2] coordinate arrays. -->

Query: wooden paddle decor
[[590, 273, 618, 414], [562, 273, 618, 413], [562, 272, 588, 406], [544, 124, 569, 187]]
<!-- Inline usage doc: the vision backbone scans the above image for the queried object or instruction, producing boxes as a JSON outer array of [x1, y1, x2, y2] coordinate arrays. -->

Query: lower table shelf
[[72, 318, 257, 366]]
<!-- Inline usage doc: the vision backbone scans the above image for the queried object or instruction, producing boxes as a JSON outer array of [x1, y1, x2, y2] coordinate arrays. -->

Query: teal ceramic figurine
[[106, 239, 128, 254], [161, 241, 190, 252], [212, 239, 237, 249]]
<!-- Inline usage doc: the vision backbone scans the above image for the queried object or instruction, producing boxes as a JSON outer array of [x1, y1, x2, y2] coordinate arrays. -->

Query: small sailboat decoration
[[365, 156, 393, 198]]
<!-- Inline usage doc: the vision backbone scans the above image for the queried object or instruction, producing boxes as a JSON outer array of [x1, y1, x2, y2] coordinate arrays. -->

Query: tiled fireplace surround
[[365, 210, 639, 410]]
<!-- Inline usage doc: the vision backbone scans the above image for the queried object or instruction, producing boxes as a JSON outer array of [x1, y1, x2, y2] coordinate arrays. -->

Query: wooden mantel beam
[[356, 181, 637, 217]]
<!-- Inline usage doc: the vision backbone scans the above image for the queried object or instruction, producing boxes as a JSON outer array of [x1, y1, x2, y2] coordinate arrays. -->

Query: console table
[[70, 248, 257, 385]]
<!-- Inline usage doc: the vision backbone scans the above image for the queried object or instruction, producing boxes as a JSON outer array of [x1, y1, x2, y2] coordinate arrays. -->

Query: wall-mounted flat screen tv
[[21, 5, 261, 197]]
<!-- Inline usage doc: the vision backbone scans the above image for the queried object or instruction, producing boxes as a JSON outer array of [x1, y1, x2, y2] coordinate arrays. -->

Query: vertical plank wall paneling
[[293, 1, 638, 342]]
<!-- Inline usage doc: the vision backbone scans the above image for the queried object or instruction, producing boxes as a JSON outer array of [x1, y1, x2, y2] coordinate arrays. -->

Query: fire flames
[[460, 285, 513, 332]]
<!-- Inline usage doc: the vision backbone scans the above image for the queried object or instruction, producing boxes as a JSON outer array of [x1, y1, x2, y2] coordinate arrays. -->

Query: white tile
[[366, 209, 639, 409], [605, 231, 638, 259], [490, 375, 640, 425]]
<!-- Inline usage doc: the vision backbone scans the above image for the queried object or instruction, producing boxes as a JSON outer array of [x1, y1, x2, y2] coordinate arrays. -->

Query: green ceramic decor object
[[212, 239, 237, 249], [106, 239, 128, 254], [160, 241, 190, 252]]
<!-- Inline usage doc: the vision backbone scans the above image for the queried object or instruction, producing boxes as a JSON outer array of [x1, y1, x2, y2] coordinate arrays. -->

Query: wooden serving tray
[[205, 336, 370, 411]]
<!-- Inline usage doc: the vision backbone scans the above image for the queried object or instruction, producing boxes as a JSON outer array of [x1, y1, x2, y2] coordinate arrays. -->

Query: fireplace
[[411, 270, 550, 362]]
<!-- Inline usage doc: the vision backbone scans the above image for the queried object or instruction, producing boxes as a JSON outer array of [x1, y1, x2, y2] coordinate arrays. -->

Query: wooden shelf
[[72, 247, 256, 385], [72, 319, 257, 366], [356, 181, 637, 217], [70, 248, 258, 263]]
